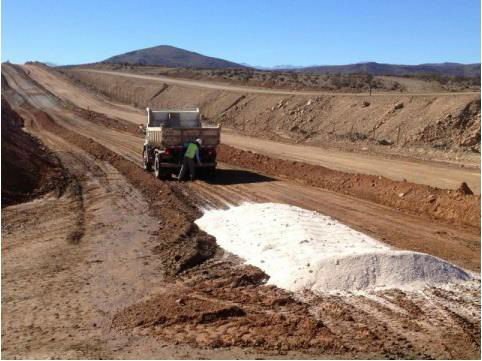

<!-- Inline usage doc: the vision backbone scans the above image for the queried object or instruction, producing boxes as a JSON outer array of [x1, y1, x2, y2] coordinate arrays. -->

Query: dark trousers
[[178, 157, 196, 180]]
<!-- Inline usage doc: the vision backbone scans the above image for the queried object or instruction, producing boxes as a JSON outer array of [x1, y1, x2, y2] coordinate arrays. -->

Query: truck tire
[[143, 149, 152, 171], [154, 154, 162, 179], [154, 154, 169, 180]]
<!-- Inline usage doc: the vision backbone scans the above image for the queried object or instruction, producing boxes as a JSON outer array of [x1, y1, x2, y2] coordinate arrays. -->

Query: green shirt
[[185, 142, 199, 160]]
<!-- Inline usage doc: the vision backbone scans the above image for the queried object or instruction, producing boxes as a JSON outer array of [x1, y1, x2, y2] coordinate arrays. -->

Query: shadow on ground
[[200, 168, 275, 185]]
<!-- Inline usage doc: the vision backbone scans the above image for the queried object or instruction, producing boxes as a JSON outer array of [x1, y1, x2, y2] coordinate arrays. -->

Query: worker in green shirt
[[178, 138, 202, 181]]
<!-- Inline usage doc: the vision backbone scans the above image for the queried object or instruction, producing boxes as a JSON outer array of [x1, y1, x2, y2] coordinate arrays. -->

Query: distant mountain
[[103, 45, 247, 69], [296, 62, 480, 77], [101, 45, 480, 77], [241, 63, 305, 70]]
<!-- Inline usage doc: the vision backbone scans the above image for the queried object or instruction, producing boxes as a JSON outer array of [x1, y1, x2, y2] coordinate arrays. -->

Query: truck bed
[[146, 126, 221, 148]]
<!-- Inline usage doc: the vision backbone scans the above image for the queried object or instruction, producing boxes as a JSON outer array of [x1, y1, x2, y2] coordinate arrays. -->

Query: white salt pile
[[195, 203, 473, 293]]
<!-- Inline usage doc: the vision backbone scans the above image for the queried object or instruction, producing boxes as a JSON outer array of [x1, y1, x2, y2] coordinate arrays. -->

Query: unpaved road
[[13, 64, 482, 271], [75, 68, 481, 97], [27, 65, 481, 193], [222, 129, 480, 193], [2, 63, 480, 359]]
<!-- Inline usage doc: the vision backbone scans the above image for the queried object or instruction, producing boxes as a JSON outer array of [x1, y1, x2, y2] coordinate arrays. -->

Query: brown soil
[[50, 90, 482, 231], [2, 63, 480, 359], [20, 64, 479, 230], [15, 62, 480, 271], [1, 97, 67, 207], [62, 66, 481, 161], [29, 109, 214, 276], [217, 144, 481, 229], [112, 283, 341, 352], [111, 255, 480, 359], [2, 69, 355, 357], [25, 63, 481, 192]]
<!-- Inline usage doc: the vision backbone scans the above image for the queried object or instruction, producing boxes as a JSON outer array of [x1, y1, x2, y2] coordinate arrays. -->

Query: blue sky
[[2, 0, 480, 66]]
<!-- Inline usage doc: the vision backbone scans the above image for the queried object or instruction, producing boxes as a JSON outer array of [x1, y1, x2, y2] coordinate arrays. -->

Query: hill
[[103, 45, 246, 68], [101, 45, 479, 77], [296, 62, 480, 77]]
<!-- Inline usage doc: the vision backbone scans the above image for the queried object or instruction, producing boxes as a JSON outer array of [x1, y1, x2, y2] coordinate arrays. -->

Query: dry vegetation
[[71, 62, 481, 93]]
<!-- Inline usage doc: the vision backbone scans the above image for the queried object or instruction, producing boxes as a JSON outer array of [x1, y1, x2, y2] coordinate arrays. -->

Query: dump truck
[[142, 108, 220, 179]]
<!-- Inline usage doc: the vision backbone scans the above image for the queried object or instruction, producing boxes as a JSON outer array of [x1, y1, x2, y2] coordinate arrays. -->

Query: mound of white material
[[195, 203, 473, 293]]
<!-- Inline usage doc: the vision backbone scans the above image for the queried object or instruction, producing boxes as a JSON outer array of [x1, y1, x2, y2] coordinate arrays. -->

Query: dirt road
[[2, 63, 480, 359], [10, 64, 481, 270], [26, 65, 481, 193], [222, 129, 480, 193], [75, 68, 481, 97]]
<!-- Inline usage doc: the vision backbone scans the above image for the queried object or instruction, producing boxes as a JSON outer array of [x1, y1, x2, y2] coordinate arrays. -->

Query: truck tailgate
[[147, 127, 220, 147]]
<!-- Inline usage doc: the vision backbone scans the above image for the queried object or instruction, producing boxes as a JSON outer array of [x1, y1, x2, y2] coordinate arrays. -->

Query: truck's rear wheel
[[143, 149, 152, 171], [154, 155, 169, 180], [154, 155, 161, 179]]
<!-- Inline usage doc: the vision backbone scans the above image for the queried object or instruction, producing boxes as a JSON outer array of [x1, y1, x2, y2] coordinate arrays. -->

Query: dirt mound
[[1, 98, 67, 207], [152, 223, 218, 275], [113, 288, 247, 329], [217, 145, 481, 229], [458, 181, 474, 195], [112, 282, 341, 351]]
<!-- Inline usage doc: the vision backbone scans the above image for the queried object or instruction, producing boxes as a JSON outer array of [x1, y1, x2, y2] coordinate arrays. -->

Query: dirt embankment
[[62, 68, 481, 159], [217, 145, 481, 230], [1, 98, 67, 207]]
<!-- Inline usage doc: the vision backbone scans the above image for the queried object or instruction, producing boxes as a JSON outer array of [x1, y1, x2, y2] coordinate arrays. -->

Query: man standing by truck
[[178, 138, 202, 181]]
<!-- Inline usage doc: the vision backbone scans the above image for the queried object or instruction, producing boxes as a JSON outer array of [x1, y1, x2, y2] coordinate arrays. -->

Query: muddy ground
[[2, 63, 481, 359]]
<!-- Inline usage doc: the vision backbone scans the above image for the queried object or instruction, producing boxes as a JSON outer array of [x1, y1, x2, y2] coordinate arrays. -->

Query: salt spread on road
[[195, 203, 473, 293]]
